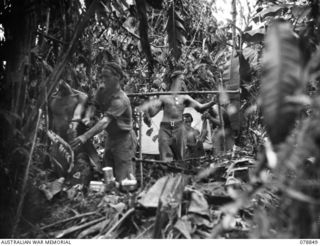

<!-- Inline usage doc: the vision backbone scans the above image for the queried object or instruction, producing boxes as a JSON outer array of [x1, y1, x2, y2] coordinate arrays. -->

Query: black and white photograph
[[0, 0, 319, 241]]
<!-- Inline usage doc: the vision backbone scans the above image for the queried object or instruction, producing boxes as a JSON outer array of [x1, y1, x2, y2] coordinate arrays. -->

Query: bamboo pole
[[217, 93, 226, 154], [127, 89, 240, 97], [138, 112, 143, 187], [134, 156, 206, 164], [11, 108, 42, 237]]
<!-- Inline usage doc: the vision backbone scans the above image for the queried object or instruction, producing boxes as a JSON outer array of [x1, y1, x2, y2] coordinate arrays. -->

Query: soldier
[[183, 113, 204, 158], [71, 62, 136, 182], [201, 104, 234, 154], [48, 80, 97, 188], [140, 70, 215, 161]]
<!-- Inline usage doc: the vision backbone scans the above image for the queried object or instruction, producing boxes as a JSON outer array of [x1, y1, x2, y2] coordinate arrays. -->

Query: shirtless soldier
[[183, 113, 205, 158], [48, 80, 98, 187], [140, 71, 215, 161]]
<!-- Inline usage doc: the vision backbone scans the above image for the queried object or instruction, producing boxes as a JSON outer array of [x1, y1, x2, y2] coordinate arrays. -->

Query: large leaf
[[223, 53, 240, 91], [188, 190, 210, 217], [253, 5, 288, 22], [304, 47, 320, 83], [291, 5, 311, 20], [101, 0, 129, 16], [138, 174, 187, 208], [261, 22, 303, 145], [223, 53, 241, 133], [243, 28, 265, 43], [239, 53, 251, 83], [174, 216, 192, 239], [136, 0, 154, 71], [166, 2, 187, 61], [242, 47, 260, 71]]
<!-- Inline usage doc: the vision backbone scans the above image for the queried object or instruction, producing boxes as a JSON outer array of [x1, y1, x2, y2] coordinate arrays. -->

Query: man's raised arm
[[70, 116, 111, 149], [185, 95, 215, 113]]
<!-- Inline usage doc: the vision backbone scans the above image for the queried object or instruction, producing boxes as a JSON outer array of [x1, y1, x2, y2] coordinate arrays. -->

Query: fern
[[261, 22, 303, 145]]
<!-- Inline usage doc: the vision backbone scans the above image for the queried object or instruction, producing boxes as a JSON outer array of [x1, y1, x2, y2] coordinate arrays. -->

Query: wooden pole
[[127, 89, 240, 97], [138, 112, 143, 187], [216, 93, 226, 154], [134, 156, 206, 164], [11, 108, 42, 237]]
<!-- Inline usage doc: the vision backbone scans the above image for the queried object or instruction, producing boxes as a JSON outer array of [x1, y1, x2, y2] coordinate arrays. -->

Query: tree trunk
[[5, 0, 36, 125]]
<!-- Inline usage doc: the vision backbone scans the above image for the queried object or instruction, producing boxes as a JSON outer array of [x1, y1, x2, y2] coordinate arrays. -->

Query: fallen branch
[[103, 208, 135, 238], [54, 217, 105, 239], [77, 219, 109, 239], [92, 212, 121, 239], [40, 211, 98, 231], [136, 224, 154, 239]]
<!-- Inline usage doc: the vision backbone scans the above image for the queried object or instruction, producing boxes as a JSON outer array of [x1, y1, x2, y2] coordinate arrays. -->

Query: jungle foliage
[[0, 0, 320, 238]]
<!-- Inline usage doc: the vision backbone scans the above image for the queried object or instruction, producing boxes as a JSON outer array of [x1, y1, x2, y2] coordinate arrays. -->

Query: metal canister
[[102, 167, 114, 181], [102, 167, 115, 192], [89, 181, 104, 193]]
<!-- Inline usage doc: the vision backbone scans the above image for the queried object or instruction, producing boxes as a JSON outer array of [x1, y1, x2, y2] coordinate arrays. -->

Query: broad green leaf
[[253, 5, 288, 22], [261, 22, 303, 145], [174, 217, 192, 239], [111, 0, 126, 16], [136, 0, 154, 70], [242, 47, 259, 71], [223, 53, 241, 133], [239, 53, 251, 83], [304, 47, 320, 83], [243, 28, 265, 43], [188, 190, 210, 217], [166, 3, 187, 61], [291, 5, 311, 20]]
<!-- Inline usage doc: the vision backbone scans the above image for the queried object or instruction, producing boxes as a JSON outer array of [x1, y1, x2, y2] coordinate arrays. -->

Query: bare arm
[[141, 98, 163, 117], [207, 114, 221, 127], [70, 116, 110, 148], [82, 116, 110, 141], [185, 95, 215, 113], [70, 91, 88, 130], [139, 98, 163, 127], [199, 119, 208, 142], [82, 104, 96, 126]]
